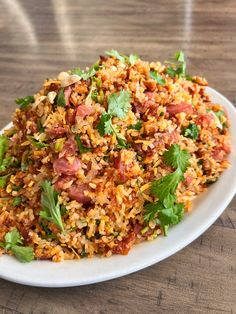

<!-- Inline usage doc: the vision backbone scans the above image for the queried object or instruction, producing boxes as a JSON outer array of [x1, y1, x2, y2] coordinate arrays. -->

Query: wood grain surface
[[0, 0, 235, 313]]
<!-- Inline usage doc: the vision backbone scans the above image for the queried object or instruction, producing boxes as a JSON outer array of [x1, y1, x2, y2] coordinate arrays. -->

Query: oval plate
[[0, 87, 235, 287]]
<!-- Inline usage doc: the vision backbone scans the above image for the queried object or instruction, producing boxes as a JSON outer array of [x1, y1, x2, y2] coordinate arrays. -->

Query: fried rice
[[0, 51, 231, 262]]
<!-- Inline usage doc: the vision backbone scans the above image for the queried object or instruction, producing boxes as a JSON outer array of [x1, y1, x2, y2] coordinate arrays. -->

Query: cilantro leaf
[[166, 66, 177, 78], [144, 144, 189, 235], [144, 199, 184, 235], [37, 119, 45, 133], [105, 50, 139, 66], [215, 110, 225, 118], [182, 123, 199, 140], [150, 168, 184, 202], [75, 135, 92, 153], [84, 61, 100, 79], [15, 96, 34, 109], [105, 50, 126, 63], [85, 78, 97, 105], [70, 61, 100, 80], [163, 144, 190, 173], [174, 51, 185, 63], [150, 71, 166, 85], [1, 228, 34, 263], [0, 174, 10, 188], [5, 228, 22, 246], [97, 90, 131, 148], [0, 156, 15, 172], [107, 91, 131, 119], [12, 196, 22, 207], [97, 113, 113, 136], [40, 180, 64, 232], [144, 202, 164, 222], [11, 245, 34, 263], [56, 88, 66, 107], [128, 120, 142, 130], [0, 135, 9, 164], [70, 67, 83, 76], [116, 134, 127, 149], [97, 113, 127, 148], [28, 136, 49, 149], [129, 54, 139, 65], [165, 51, 186, 78]]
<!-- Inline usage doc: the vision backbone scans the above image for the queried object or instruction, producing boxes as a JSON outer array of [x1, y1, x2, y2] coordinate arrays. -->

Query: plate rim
[[0, 86, 235, 287]]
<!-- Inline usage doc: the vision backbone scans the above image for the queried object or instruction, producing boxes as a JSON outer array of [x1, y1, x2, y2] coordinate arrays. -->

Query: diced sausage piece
[[76, 105, 93, 118], [53, 157, 81, 175], [67, 184, 91, 204], [167, 102, 193, 115]]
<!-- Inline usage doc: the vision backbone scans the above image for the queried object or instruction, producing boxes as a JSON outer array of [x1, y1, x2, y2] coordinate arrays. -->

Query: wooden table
[[0, 0, 235, 313]]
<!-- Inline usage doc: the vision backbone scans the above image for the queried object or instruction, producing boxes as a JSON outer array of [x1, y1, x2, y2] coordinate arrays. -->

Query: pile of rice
[[0, 52, 231, 261]]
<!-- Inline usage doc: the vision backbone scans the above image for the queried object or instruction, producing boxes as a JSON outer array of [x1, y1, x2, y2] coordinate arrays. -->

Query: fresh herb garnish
[[97, 113, 113, 136], [40, 180, 65, 232], [39, 221, 54, 238], [12, 196, 22, 207], [0, 135, 15, 171], [215, 110, 225, 118], [128, 120, 142, 130], [71, 61, 100, 80], [105, 49, 126, 63], [182, 123, 199, 140], [56, 88, 66, 107], [150, 71, 166, 85], [163, 144, 190, 172], [128, 54, 139, 65], [144, 144, 190, 235], [15, 96, 34, 109], [28, 136, 49, 149], [0, 174, 10, 188], [105, 50, 139, 66], [37, 119, 45, 133], [12, 185, 22, 191], [107, 91, 131, 118], [165, 51, 186, 78], [97, 90, 131, 148], [0, 228, 34, 263], [85, 79, 97, 105], [0, 135, 9, 165], [75, 135, 92, 153]]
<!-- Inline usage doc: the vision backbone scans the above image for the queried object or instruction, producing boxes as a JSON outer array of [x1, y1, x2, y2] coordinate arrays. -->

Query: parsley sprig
[[40, 180, 65, 232], [0, 228, 34, 263], [144, 144, 190, 235], [97, 90, 131, 148]]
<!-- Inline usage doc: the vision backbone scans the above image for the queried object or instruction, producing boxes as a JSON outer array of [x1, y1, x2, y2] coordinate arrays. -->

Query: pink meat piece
[[59, 137, 77, 158], [54, 176, 74, 192], [67, 184, 91, 204], [64, 86, 72, 106], [167, 102, 193, 115], [212, 145, 230, 161], [76, 104, 93, 119], [53, 157, 81, 175], [46, 126, 67, 137], [197, 113, 214, 127], [66, 109, 76, 124]]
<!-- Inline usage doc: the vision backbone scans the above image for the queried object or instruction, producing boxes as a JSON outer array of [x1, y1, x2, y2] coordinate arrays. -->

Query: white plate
[[0, 87, 236, 287]]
